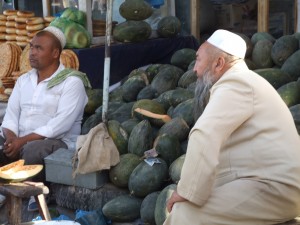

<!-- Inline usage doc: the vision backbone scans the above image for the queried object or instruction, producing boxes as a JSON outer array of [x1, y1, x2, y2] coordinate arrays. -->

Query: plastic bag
[[60, 7, 87, 28], [75, 209, 108, 225], [50, 17, 91, 49]]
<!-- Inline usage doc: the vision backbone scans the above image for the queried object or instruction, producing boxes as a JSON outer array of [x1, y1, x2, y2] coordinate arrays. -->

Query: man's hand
[[2, 128, 45, 160], [4, 137, 27, 159], [166, 190, 187, 213]]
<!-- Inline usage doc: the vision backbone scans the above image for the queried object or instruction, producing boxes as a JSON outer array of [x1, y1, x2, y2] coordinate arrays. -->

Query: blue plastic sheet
[[145, 0, 164, 8], [32, 214, 72, 221], [75, 209, 108, 225]]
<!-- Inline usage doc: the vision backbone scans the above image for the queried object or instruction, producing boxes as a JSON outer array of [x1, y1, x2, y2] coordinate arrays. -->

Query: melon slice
[[134, 108, 171, 123], [0, 159, 25, 175], [0, 164, 43, 182]]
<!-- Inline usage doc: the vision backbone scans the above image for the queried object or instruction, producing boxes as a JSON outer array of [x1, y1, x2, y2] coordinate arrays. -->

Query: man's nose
[[29, 49, 36, 55]]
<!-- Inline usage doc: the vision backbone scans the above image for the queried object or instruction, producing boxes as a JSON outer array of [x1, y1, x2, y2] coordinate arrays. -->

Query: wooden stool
[[0, 181, 51, 224]]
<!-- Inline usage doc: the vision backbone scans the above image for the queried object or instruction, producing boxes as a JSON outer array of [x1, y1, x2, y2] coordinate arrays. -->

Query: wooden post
[[296, 0, 300, 32], [190, 0, 200, 40], [78, 0, 93, 36], [257, 0, 269, 32], [42, 0, 51, 17]]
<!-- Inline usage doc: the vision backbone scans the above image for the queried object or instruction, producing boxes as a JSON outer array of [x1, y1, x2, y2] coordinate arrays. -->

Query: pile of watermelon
[[243, 31, 300, 133], [57, 31, 300, 225], [64, 47, 197, 224]]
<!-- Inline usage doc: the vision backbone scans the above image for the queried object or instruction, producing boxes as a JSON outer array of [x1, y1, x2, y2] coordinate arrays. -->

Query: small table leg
[[35, 194, 51, 221], [7, 195, 22, 225]]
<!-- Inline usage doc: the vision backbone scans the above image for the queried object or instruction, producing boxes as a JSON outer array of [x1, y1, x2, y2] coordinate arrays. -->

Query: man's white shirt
[[1, 63, 88, 150]]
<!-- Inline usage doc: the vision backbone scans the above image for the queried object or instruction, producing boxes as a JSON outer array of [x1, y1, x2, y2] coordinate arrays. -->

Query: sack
[[72, 122, 120, 177]]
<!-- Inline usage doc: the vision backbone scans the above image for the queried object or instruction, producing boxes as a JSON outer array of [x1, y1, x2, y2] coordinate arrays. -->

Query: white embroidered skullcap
[[43, 26, 66, 49], [207, 29, 246, 59]]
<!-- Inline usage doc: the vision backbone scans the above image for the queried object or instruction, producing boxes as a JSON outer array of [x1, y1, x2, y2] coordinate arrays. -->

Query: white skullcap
[[43, 26, 66, 49], [207, 29, 246, 59]]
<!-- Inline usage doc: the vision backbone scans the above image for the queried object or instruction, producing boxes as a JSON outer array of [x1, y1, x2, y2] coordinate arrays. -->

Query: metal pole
[[102, 0, 113, 123]]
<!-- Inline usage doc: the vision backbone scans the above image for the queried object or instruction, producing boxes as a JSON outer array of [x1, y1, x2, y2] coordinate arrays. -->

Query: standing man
[[164, 30, 300, 225], [0, 26, 88, 211]]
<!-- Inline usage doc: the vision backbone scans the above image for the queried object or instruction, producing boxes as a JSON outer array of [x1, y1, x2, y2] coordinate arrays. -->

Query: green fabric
[[47, 68, 92, 89]]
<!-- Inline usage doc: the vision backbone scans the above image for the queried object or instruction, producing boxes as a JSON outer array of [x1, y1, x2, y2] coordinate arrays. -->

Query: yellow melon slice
[[0, 159, 25, 175], [0, 164, 43, 182]]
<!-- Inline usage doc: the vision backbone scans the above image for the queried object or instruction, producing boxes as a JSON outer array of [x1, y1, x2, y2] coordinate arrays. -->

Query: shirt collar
[[29, 63, 66, 83], [214, 60, 248, 85]]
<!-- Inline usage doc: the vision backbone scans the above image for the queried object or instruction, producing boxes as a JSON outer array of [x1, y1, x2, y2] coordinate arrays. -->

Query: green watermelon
[[252, 39, 273, 68], [155, 184, 177, 225], [271, 35, 299, 67], [113, 20, 152, 43], [128, 158, 168, 197], [281, 50, 300, 80], [119, 0, 153, 21], [157, 16, 181, 38], [153, 133, 181, 166], [289, 104, 300, 134], [169, 154, 186, 184], [140, 191, 160, 225], [107, 120, 128, 155], [170, 48, 196, 71], [109, 153, 141, 188], [132, 99, 167, 127], [122, 74, 149, 102], [277, 81, 300, 107], [251, 32, 276, 45], [254, 68, 292, 89], [102, 195, 143, 222], [84, 88, 103, 115], [128, 120, 153, 157]]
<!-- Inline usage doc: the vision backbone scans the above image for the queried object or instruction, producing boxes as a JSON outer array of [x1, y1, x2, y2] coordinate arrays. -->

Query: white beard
[[193, 69, 215, 121]]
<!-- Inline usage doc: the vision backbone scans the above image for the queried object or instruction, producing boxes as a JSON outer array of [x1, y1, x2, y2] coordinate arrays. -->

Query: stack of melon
[[58, 47, 197, 224], [113, 0, 153, 43], [243, 31, 300, 133], [113, 0, 181, 42]]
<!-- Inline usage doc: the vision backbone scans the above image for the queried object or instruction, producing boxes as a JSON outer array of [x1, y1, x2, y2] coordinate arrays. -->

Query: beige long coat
[[164, 61, 300, 225]]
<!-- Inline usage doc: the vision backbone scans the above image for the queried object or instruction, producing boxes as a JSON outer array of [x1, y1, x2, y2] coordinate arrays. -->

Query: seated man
[[0, 26, 88, 211], [164, 30, 300, 225]]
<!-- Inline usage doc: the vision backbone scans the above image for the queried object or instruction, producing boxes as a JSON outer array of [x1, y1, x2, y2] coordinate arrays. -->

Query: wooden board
[[190, 0, 200, 40]]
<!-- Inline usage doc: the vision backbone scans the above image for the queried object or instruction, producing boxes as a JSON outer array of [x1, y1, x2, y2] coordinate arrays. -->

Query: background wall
[[12, 0, 298, 39], [176, 0, 296, 40]]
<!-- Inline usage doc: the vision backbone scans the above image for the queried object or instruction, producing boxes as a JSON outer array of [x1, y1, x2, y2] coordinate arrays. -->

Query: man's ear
[[213, 56, 226, 73], [52, 48, 60, 59]]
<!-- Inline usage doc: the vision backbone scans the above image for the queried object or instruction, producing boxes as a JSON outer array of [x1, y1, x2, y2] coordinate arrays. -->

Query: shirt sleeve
[[177, 76, 254, 206], [1, 79, 22, 136], [33, 76, 88, 138]]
